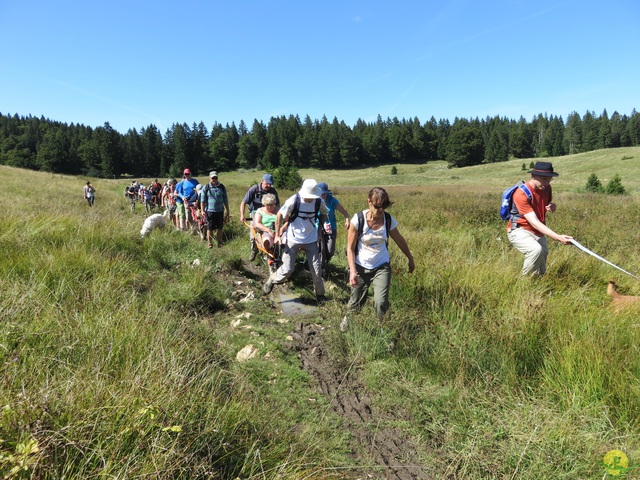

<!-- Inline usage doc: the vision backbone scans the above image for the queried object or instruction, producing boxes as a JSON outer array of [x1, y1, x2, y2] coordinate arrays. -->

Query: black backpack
[[288, 194, 321, 223]]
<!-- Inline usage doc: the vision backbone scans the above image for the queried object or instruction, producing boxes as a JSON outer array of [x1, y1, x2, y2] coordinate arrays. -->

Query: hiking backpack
[[500, 180, 532, 222], [288, 194, 321, 223]]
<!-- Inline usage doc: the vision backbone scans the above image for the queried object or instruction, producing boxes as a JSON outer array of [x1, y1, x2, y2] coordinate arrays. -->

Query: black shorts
[[206, 211, 224, 231]]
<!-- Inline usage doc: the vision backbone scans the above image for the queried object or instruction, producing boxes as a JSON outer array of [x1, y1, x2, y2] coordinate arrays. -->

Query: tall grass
[[2, 148, 640, 478]]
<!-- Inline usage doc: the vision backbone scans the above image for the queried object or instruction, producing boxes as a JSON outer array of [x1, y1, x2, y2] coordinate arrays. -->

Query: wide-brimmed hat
[[317, 182, 330, 195], [529, 161, 559, 177], [298, 179, 322, 199]]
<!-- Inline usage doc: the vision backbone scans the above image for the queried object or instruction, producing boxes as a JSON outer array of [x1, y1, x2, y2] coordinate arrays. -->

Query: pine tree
[[605, 174, 626, 195], [585, 173, 603, 193]]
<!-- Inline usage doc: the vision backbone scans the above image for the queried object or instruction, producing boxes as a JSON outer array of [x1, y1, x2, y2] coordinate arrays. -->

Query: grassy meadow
[[2, 146, 640, 478]]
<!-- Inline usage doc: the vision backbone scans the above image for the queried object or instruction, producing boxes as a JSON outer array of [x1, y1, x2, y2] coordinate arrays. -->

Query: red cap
[[183, 168, 191, 175]]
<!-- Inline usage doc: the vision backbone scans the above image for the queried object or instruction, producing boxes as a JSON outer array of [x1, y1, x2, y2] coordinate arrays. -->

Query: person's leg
[[249, 212, 258, 260], [508, 228, 547, 276], [347, 264, 372, 313], [536, 236, 549, 276], [303, 242, 325, 296], [271, 243, 300, 284], [326, 233, 336, 262], [206, 211, 214, 247], [215, 213, 224, 246], [177, 203, 186, 230], [341, 264, 373, 331], [370, 263, 392, 320]]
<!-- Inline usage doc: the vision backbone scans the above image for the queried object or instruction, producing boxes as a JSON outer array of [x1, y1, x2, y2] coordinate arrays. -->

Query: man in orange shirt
[[507, 161, 573, 276]]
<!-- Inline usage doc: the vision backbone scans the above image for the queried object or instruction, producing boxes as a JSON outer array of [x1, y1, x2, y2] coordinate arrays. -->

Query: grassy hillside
[[2, 147, 640, 479]]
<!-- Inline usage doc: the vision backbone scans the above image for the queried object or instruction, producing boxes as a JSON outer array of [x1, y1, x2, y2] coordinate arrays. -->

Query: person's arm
[[240, 201, 247, 223], [389, 227, 415, 274], [346, 220, 359, 286], [274, 211, 285, 244], [335, 202, 350, 229], [522, 211, 572, 244]]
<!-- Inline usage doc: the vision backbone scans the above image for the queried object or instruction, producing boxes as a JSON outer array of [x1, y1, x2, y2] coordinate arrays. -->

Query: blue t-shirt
[[175, 178, 200, 204]]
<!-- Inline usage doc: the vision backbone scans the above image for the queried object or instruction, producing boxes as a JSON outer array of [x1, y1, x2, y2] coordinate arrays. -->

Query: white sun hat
[[298, 179, 322, 199]]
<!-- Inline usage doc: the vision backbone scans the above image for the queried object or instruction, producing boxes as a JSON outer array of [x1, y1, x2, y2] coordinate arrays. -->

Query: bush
[[391, 166, 398, 175], [605, 174, 626, 195], [585, 173, 604, 193], [521, 163, 527, 171]]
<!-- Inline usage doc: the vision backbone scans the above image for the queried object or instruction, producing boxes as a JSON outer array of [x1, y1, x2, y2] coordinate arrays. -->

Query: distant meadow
[[1, 147, 640, 478]]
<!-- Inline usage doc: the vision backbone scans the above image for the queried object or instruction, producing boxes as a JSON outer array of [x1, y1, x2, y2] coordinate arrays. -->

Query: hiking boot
[[339, 315, 349, 332], [316, 295, 326, 306], [207, 243, 213, 249], [249, 240, 258, 261], [263, 280, 274, 294]]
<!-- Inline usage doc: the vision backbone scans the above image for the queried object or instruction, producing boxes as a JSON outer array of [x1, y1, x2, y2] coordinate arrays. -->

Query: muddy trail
[[235, 259, 431, 478], [288, 322, 431, 479]]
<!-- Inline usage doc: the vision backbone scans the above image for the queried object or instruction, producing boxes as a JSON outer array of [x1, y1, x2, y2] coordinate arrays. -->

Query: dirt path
[[289, 322, 431, 480], [236, 259, 431, 479]]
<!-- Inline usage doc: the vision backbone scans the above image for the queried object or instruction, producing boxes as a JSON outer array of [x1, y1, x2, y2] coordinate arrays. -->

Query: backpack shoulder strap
[[355, 211, 365, 256], [384, 212, 392, 238], [289, 194, 301, 221], [519, 182, 532, 201]]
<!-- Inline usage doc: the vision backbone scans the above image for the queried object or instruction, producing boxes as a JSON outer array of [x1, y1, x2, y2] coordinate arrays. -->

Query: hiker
[[200, 171, 230, 248], [341, 187, 415, 331], [240, 174, 280, 260], [125, 181, 138, 213], [253, 193, 278, 252], [507, 161, 573, 276], [83, 181, 95, 207], [162, 179, 178, 228], [262, 179, 328, 303], [317, 182, 350, 263], [174, 168, 199, 231]]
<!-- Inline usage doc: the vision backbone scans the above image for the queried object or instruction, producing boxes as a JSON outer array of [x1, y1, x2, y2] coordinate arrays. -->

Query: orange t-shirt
[[507, 181, 551, 236]]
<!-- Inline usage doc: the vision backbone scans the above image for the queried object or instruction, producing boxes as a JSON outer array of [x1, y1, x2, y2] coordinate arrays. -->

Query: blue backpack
[[500, 181, 532, 222]]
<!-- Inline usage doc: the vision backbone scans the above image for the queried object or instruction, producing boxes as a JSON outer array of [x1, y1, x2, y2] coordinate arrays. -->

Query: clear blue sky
[[1, 0, 638, 134]]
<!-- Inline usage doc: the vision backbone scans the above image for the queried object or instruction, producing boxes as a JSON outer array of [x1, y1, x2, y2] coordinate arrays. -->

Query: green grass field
[[2, 147, 640, 479]]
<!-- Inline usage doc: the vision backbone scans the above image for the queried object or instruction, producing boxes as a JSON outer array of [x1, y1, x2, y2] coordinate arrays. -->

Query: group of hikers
[[116, 159, 571, 328]]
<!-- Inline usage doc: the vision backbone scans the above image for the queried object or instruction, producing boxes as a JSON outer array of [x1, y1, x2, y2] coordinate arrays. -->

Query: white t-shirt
[[351, 210, 398, 269], [280, 195, 328, 246]]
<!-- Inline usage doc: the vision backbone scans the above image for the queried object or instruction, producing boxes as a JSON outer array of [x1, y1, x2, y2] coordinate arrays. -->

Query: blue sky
[[1, 0, 638, 134]]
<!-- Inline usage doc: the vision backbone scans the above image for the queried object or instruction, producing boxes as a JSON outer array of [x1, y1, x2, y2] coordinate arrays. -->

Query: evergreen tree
[[605, 174, 626, 195], [582, 110, 598, 151], [585, 173, 603, 193], [36, 129, 70, 173], [564, 112, 582, 155], [485, 125, 509, 163], [445, 120, 484, 167]]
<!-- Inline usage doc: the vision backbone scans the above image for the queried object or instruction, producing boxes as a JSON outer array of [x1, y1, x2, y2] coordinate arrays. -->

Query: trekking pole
[[570, 239, 640, 281]]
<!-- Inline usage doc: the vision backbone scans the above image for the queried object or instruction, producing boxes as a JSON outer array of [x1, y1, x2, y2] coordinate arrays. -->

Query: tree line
[[1, 109, 638, 178]]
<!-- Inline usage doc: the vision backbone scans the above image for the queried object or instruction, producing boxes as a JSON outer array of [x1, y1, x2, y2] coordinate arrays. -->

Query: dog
[[607, 279, 640, 312], [140, 209, 170, 238]]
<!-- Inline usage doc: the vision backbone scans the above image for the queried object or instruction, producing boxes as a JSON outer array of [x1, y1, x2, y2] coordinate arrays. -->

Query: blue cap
[[317, 182, 330, 195], [263, 174, 274, 185]]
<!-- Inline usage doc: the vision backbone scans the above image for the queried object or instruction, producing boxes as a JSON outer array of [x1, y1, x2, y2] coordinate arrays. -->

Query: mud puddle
[[275, 292, 317, 316]]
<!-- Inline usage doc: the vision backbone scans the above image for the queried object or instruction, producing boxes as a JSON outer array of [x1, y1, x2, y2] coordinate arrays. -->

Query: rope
[[570, 239, 640, 281]]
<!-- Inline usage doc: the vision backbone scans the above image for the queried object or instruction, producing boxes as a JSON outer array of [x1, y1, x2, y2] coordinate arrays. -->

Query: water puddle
[[275, 292, 317, 316]]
